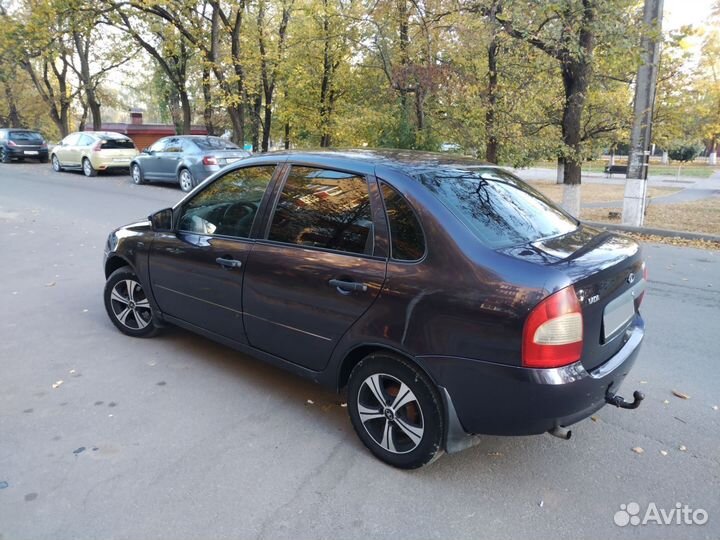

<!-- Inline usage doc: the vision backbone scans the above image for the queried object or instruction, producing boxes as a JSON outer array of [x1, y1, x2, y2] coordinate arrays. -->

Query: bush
[[668, 144, 701, 163]]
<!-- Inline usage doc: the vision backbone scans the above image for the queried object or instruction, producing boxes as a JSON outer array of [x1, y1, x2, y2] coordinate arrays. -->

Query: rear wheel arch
[[337, 344, 439, 393]]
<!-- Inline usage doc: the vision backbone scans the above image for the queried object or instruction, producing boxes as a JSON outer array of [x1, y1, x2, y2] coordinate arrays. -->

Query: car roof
[[80, 131, 131, 139], [245, 148, 499, 177]]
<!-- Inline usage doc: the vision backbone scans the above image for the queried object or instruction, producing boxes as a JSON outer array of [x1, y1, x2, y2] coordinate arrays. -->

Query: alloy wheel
[[179, 169, 194, 192], [109, 279, 152, 330], [132, 165, 142, 184], [356, 373, 425, 454], [83, 159, 92, 176], [52, 155, 60, 171]]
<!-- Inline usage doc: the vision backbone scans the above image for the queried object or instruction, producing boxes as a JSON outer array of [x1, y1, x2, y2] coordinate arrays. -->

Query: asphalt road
[[1, 163, 719, 540]]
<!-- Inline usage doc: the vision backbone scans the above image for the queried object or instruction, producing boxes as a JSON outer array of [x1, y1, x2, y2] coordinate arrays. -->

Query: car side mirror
[[143, 148, 153, 155], [150, 208, 173, 231]]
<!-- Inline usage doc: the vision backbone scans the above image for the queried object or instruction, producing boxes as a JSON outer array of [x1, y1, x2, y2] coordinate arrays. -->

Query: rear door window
[[77, 134, 95, 146], [164, 138, 183, 153], [414, 167, 578, 248], [267, 166, 374, 256], [178, 166, 276, 238]]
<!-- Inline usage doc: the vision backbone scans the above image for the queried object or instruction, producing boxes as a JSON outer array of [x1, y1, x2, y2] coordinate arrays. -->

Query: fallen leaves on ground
[[632, 447, 644, 454], [672, 390, 691, 400]]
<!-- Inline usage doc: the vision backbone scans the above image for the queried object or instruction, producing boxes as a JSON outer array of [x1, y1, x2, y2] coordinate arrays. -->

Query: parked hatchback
[[0, 129, 48, 163], [51, 131, 138, 176], [103, 150, 647, 468], [130, 135, 251, 192]]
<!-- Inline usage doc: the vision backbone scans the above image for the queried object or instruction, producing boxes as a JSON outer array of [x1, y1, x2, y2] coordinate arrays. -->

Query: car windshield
[[413, 167, 578, 248], [9, 131, 43, 143], [99, 136, 135, 149], [192, 137, 241, 150]]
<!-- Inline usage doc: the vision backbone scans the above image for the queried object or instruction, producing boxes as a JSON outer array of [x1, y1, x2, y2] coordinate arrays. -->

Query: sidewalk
[[512, 167, 720, 208]]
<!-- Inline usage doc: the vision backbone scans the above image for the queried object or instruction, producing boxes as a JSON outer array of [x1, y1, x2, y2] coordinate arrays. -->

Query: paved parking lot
[[1, 163, 718, 540]]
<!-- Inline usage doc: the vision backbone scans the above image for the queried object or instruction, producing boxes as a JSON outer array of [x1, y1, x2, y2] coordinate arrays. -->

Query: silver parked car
[[130, 136, 251, 192]]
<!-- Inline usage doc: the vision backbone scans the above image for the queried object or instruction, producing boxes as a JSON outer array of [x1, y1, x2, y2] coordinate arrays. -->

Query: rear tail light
[[522, 286, 583, 368], [92, 141, 103, 152], [41, 142, 48, 148], [203, 155, 218, 166], [7, 140, 16, 147]]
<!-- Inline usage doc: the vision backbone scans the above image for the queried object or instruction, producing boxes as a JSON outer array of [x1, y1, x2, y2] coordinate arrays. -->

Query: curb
[[583, 221, 720, 243]]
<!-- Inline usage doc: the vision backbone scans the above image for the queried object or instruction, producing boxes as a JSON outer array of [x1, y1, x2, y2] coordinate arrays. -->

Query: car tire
[[104, 266, 158, 338], [179, 168, 195, 192], [1, 148, 10, 163], [347, 352, 444, 469], [51, 154, 63, 172], [83, 158, 97, 177], [131, 163, 145, 185]]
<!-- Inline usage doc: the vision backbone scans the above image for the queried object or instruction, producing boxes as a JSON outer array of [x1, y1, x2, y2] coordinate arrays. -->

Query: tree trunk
[[3, 82, 22, 127], [201, 66, 215, 136], [179, 89, 192, 135], [73, 32, 102, 130], [251, 94, 262, 152], [319, 0, 333, 148], [284, 122, 291, 149], [556, 157, 565, 184], [485, 36, 499, 164], [78, 98, 88, 132], [262, 100, 272, 152], [227, 106, 244, 146], [559, 58, 591, 216]]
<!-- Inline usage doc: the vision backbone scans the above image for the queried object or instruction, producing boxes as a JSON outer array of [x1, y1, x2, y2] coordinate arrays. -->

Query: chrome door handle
[[328, 279, 368, 293], [216, 257, 242, 269]]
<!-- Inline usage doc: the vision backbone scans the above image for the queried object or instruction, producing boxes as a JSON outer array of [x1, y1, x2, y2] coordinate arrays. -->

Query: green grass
[[532, 160, 719, 179]]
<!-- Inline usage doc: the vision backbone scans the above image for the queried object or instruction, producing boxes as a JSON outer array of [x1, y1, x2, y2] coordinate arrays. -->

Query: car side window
[[165, 138, 183, 153], [268, 166, 374, 256], [78, 134, 94, 146], [177, 166, 276, 238], [381, 183, 426, 261], [62, 134, 80, 146], [149, 139, 167, 152]]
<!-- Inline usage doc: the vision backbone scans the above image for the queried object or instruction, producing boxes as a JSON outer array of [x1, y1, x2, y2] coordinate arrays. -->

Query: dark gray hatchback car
[[130, 135, 251, 192], [103, 150, 646, 468]]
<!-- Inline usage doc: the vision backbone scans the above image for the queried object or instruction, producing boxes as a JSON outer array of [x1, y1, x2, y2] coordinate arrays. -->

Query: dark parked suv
[[103, 150, 646, 468], [0, 129, 49, 163]]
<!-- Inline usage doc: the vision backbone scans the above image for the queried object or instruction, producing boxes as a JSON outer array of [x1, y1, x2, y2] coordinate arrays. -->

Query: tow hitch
[[606, 390, 645, 410]]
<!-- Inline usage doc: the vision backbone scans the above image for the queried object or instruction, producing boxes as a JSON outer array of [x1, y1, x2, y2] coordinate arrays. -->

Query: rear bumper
[[417, 314, 645, 436], [6, 147, 48, 159]]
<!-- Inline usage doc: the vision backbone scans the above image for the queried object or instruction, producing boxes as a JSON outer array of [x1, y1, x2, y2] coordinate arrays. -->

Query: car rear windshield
[[192, 137, 241, 150], [99, 137, 135, 149], [413, 167, 578, 248], [9, 131, 43, 143]]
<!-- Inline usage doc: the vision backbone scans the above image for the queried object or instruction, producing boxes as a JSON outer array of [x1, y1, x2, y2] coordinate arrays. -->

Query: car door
[[55, 133, 80, 165], [73, 134, 95, 166], [141, 138, 169, 179], [157, 137, 183, 180], [242, 165, 388, 371], [147, 164, 279, 342]]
